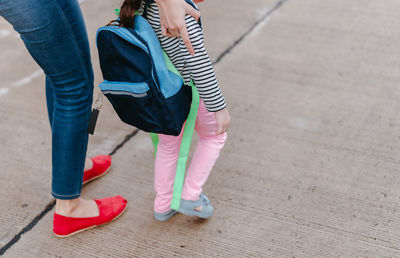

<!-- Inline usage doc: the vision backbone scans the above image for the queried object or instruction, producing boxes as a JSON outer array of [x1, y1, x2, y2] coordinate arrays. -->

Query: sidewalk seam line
[[0, 201, 56, 256], [0, 129, 139, 256], [212, 0, 288, 65]]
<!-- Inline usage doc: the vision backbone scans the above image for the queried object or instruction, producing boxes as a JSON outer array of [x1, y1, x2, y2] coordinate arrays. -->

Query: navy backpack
[[96, 15, 192, 136]]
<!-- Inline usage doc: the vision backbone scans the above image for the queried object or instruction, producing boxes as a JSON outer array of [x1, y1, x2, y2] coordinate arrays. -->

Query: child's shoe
[[179, 194, 214, 219], [153, 209, 178, 222]]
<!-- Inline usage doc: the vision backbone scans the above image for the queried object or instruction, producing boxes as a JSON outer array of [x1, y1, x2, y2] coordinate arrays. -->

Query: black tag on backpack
[[88, 108, 100, 135]]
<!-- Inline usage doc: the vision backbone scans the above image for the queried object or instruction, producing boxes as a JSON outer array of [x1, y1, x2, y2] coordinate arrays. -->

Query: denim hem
[[52, 192, 81, 200]]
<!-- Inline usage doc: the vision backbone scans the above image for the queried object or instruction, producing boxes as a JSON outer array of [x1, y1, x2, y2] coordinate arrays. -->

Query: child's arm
[[181, 15, 231, 134], [214, 108, 231, 135], [182, 16, 226, 112], [145, 3, 231, 134]]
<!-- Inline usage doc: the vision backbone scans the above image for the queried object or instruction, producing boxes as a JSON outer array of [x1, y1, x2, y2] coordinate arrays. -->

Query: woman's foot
[[83, 155, 112, 185], [53, 196, 127, 237], [55, 198, 99, 218], [84, 158, 93, 171]]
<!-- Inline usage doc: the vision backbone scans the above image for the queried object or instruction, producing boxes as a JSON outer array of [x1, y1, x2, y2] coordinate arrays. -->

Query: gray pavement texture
[[1, 0, 400, 257]]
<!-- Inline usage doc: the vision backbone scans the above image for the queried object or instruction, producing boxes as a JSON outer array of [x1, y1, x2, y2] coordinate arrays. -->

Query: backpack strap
[[164, 51, 200, 211], [150, 50, 200, 211], [170, 83, 199, 210], [107, 9, 200, 211]]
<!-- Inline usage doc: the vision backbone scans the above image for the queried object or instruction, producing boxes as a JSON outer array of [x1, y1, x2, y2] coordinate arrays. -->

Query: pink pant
[[154, 100, 227, 213]]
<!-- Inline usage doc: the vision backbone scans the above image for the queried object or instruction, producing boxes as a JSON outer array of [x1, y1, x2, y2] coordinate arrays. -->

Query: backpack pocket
[[99, 80, 167, 132]]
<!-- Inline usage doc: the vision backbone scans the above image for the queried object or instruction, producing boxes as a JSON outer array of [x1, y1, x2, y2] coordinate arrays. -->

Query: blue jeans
[[0, 0, 94, 199]]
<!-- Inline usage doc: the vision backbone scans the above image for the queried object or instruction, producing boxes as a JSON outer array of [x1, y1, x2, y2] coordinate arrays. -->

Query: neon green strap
[[150, 51, 199, 210], [117, 7, 199, 210], [150, 132, 159, 157], [171, 82, 199, 210], [114, 9, 140, 17]]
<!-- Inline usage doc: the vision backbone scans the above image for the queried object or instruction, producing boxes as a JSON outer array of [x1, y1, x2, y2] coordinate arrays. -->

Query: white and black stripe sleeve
[[144, 3, 227, 112]]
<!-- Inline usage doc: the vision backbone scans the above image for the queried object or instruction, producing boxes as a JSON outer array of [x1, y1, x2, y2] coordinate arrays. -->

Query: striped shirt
[[142, 2, 226, 112]]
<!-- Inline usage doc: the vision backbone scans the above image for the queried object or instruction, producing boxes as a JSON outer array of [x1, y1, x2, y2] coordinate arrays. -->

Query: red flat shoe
[[53, 195, 127, 238], [83, 155, 112, 185]]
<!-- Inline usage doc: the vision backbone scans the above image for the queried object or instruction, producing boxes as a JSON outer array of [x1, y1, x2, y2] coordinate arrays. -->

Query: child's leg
[[181, 101, 227, 201], [154, 132, 183, 213]]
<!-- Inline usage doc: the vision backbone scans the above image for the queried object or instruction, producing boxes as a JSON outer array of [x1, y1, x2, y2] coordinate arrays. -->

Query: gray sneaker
[[179, 194, 214, 218], [153, 209, 178, 222]]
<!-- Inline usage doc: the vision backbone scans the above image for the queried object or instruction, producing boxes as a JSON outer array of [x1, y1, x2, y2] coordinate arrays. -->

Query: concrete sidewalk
[[2, 0, 400, 257]]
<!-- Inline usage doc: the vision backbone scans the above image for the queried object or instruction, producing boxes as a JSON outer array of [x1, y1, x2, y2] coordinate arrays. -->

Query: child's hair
[[108, 0, 141, 27]]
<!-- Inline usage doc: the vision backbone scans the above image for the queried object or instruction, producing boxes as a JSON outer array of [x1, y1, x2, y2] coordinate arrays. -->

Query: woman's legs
[[181, 101, 227, 201], [0, 0, 95, 214], [45, 0, 94, 172], [46, 0, 94, 120]]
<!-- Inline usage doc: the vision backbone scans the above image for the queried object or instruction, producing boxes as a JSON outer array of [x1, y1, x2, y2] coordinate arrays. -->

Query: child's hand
[[214, 108, 231, 135]]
